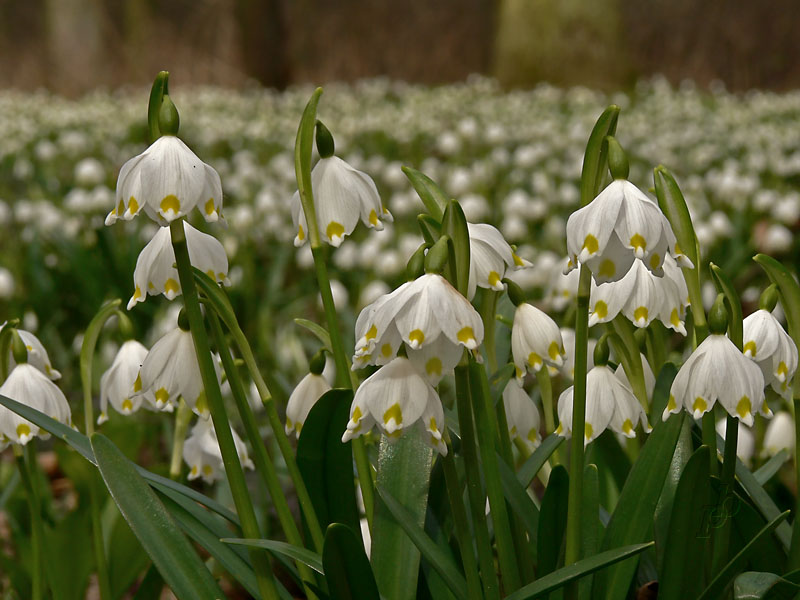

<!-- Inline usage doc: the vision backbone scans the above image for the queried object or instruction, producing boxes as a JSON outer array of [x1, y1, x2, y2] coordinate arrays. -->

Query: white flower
[[285, 373, 331, 437], [565, 179, 690, 284], [5, 328, 61, 380], [556, 365, 646, 444], [502, 379, 541, 451], [352, 274, 483, 384], [128, 221, 230, 310], [511, 303, 564, 381], [662, 334, 767, 426], [559, 328, 595, 380], [107, 135, 223, 226], [762, 411, 795, 457], [0, 364, 71, 446], [134, 326, 220, 417], [291, 156, 391, 247], [183, 418, 254, 484], [716, 418, 755, 467], [342, 357, 446, 455], [743, 309, 798, 399], [589, 255, 688, 334], [98, 340, 149, 424], [467, 222, 532, 300]]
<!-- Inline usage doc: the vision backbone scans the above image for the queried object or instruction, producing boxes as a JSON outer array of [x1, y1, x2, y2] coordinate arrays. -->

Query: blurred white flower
[[0, 267, 14, 299], [98, 340, 150, 424], [74, 157, 105, 187], [285, 373, 331, 437], [716, 418, 755, 467], [502, 379, 541, 451], [743, 309, 798, 399], [107, 135, 223, 226], [0, 364, 71, 446], [762, 411, 795, 457], [5, 327, 61, 380], [511, 303, 564, 381], [467, 222, 532, 300], [183, 418, 254, 484]]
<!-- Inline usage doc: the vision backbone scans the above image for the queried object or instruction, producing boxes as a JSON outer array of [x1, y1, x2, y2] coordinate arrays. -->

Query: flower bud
[[759, 284, 779, 312], [315, 120, 335, 159], [503, 278, 525, 307], [158, 94, 180, 137], [10, 330, 27, 365], [406, 243, 427, 281], [424, 236, 450, 275], [309, 350, 327, 375], [593, 335, 610, 367], [708, 293, 729, 335], [606, 136, 629, 180]]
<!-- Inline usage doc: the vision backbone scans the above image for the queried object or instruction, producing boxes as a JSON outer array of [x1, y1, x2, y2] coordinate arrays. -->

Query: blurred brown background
[[1, 0, 799, 95]]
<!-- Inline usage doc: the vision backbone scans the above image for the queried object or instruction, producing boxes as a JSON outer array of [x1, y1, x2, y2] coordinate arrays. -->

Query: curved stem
[[480, 289, 500, 373], [17, 444, 44, 600], [170, 220, 279, 600]]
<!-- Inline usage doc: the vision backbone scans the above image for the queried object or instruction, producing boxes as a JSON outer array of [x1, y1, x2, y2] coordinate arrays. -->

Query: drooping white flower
[[134, 326, 220, 418], [107, 135, 223, 226], [342, 357, 446, 455], [98, 340, 150, 424], [743, 309, 798, 399], [502, 379, 541, 451], [559, 328, 595, 380], [291, 156, 391, 247], [0, 364, 72, 446], [762, 411, 795, 457], [128, 221, 230, 310], [511, 303, 564, 381], [183, 418, 254, 484], [466, 222, 532, 300], [662, 334, 767, 426], [589, 255, 688, 335], [4, 327, 61, 380], [716, 418, 756, 467], [285, 373, 331, 437], [556, 364, 646, 444], [565, 179, 690, 283], [352, 274, 483, 384]]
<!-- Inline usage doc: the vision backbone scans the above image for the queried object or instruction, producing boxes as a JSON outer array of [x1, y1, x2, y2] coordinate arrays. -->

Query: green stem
[[78, 299, 121, 600], [441, 447, 484, 600], [310, 244, 375, 531], [468, 358, 522, 592], [16, 444, 44, 600], [207, 310, 319, 595], [536, 368, 555, 436], [565, 265, 591, 568], [712, 415, 738, 574], [702, 413, 719, 477], [170, 220, 279, 600], [454, 364, 501, 600], [169, 400, 193, 480], [480, 289, 500, 373], [609, 316, 648, 412], [686, 273, 708, 346]]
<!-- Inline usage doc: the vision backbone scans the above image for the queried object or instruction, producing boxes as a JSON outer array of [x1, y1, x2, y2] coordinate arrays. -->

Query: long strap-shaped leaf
[[504, 543, 654, 600], [377, 486, 469, 600], [223, 538, 324, 575], [90, 433, 225, 600]]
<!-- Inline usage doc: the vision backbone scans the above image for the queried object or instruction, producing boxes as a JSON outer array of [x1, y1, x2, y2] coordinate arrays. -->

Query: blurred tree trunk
[[235, 0, 289, 88]]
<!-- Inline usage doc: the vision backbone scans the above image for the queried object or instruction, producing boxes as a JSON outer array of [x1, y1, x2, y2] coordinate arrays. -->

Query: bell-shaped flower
[[565, 179, 690, 284], [716, 418, 756, 467], [98, 340, 150, 424], [556, 364, 645, 445], [559, 328, 595, 380], [352, 274, 483, 384], [589, 255, 688, 335], [467, 222, 532, 300], [107, 135, 223, 226], [342, 357, 446, 455], [134, 326, 220, 418], [662, 334, 766, 426], [511, 302, 564, 381], [761, 411, 795, 457], [291, 156, 391, 248], [285, 373, 331, 437], [502, 379, 541, 451], [4, 327, 61, 380], [128, 221, 230, 310], [743, 309, 798, 399], [183, 418, 254, 484], [0, 363, 71, 446]]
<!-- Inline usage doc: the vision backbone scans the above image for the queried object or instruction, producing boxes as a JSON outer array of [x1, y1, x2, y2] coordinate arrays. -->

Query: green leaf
[[43, 509, 93, 600], [580, 105, 620, 206], [132, 564, 163, 600], [295, 87, 324, 241], [294, 318, 333, 352], [146, 71, 169, 142], [518, 434, 564, 488], [323, 523, 380, 600], [538, 464, 569, 577], [402, 166, 447, 222], [222, 538, 323, 574], [89, 433, 225, 600], [297, 389, 362, 535], [699, 511, 791, 600], [710, 263, 744, 348], [733, 571, 800, 599], [505, 543, 654, 600], [658, 445, 711, 600], [653, 166, 700, 275], [497, 457, 539, 560], [107, 513, 151, 600], [592, 412, 685, 600], [753, 254, 800, 347], [580, 464, 601, 598], [371, 434, 433, 600], [0, 393, 240, 526], [417, 214, 442, 246], [377, 486, 468, 599], [441, 200, 471, 298], [754, 450, 790, 486]]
